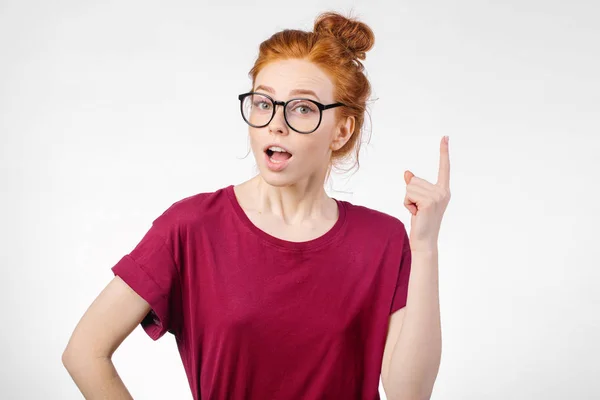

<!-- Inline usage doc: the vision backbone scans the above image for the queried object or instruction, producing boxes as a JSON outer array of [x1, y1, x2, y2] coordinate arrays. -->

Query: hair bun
[[314, 11, 375, 60]]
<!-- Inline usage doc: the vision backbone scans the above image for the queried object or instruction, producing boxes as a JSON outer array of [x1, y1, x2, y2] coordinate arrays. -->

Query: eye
[[290, 101, 317, 115], [253, 100, 272, 110], [296, 105, 311, 114]]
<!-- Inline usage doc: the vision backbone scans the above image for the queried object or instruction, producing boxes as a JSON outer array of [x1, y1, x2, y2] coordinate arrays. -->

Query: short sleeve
[[390, 227, 412, 314], [111, 210, 183, 341]]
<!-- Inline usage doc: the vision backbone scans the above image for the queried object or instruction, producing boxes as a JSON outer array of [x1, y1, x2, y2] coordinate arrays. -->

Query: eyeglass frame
[[238, 91, 346, 134]]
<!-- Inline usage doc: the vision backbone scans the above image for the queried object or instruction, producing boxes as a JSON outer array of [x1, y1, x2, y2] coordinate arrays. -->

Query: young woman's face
[[248, 59, 351, 187]]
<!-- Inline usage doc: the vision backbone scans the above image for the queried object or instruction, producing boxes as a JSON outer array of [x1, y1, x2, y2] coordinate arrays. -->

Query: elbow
[[62, 346, 75, 369], [62, 348, 82, 372], [62, 345, 110, 372], [62, 340, 82, 368]]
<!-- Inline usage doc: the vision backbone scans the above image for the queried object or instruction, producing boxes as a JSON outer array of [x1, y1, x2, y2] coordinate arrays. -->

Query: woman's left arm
[[382, 136, 450, 400]]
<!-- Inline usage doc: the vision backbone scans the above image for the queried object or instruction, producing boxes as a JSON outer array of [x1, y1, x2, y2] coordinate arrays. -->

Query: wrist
[[409, 241, 438, 254]]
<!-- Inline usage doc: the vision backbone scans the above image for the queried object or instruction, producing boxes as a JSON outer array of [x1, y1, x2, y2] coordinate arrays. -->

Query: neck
[[248, 174, 335, 224]]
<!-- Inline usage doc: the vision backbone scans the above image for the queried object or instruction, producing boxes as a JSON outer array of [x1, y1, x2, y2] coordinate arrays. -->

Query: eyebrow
[[253, 85, 321, 101]]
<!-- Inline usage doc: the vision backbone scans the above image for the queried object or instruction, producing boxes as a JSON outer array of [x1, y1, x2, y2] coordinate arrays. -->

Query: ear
[[330, 115, 355, 151]]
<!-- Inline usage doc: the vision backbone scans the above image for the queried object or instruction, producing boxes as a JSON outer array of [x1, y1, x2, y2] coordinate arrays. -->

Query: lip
[[263, 143, 293, 154]]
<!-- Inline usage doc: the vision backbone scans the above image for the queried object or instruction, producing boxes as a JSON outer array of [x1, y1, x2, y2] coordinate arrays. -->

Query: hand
[[404, 136, 451, 252]]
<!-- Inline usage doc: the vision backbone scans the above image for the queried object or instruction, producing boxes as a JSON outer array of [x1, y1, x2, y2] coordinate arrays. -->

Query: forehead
[[254, 59, 334, 101]]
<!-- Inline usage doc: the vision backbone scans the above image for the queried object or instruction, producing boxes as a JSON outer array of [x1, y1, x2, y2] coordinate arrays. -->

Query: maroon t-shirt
[[111, 184, 411, 399]]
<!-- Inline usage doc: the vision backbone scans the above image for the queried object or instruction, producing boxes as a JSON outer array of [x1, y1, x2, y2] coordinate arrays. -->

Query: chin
[[257, 170, 295, 187], [253, 153, 324, 187]]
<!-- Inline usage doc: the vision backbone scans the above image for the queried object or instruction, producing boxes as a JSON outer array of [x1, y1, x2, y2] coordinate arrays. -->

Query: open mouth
[[265, 148, 293, 163]]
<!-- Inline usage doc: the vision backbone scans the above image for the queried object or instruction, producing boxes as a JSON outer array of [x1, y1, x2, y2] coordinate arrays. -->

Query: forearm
[[63, 353, 134, 400], [387, 249, 442, 400]]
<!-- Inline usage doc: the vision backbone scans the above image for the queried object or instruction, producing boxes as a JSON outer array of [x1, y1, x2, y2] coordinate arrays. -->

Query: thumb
[[404, 170, 414, 185]]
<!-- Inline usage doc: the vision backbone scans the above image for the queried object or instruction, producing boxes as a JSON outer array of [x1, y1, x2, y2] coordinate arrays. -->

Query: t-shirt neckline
[[225, 184, 346, 251]]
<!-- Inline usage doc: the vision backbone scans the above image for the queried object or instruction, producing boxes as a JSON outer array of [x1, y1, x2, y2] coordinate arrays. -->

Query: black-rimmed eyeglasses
[[238, 92, 346, 134]]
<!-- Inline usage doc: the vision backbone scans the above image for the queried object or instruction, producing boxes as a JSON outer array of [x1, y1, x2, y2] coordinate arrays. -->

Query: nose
[[268, 103, 289, 135]]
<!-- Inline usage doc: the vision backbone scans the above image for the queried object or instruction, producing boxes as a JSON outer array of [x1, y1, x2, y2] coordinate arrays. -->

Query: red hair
[[248, 11, 375, 175]]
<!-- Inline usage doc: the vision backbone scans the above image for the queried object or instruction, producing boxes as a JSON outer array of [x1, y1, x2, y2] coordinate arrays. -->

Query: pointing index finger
[[437, 136, 450, 188]]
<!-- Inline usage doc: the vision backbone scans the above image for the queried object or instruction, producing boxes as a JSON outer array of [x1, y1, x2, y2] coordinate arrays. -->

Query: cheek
[[248, 129, 262, 151], [310, 124, 336, 154], [310, 138, 331, 154], [300, 133, 333, 159]]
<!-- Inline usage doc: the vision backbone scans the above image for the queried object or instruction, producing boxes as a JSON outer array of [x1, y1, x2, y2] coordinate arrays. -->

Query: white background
[[1, 0, 599, 399]]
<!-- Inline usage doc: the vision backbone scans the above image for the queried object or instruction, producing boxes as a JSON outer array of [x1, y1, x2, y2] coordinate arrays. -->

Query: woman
[[62, 11, 449, 400]]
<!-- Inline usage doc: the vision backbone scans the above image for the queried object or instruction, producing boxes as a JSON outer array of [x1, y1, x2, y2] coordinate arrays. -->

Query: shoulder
[[151, 184, 232, 229], [340, 199, 409, 240]]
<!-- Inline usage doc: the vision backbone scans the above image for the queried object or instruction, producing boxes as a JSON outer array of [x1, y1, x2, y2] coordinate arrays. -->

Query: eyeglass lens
[[241, 93, 321, 133]]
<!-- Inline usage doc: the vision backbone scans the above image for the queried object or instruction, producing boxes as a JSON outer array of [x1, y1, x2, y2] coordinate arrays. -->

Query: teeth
[[266, 145, 290, 165], [268, 146, 287, 153]]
